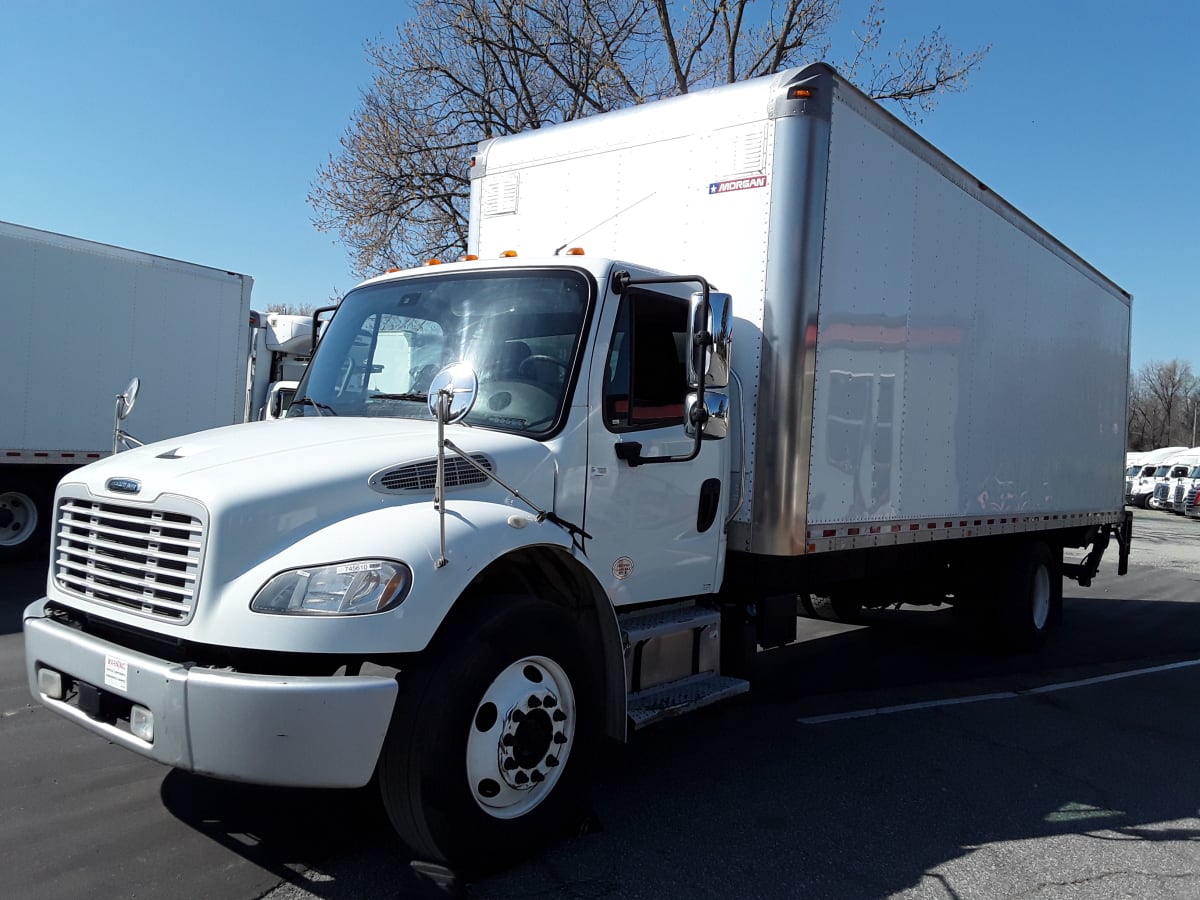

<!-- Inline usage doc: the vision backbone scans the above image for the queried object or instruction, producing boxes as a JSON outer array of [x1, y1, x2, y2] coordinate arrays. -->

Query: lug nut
[[515, 771, 529, 785], [543, 696, 557, 708], [530, 770, 545, 783], [546, 755, 559, 767], [553, 732, 567, 745], [504, 758, 519, 770], [528, 695, 542, 708], [552, 709, 567, 722]]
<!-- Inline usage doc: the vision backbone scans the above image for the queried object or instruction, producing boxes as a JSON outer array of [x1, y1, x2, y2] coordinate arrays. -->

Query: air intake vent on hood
[[370, 455, 494, 493]]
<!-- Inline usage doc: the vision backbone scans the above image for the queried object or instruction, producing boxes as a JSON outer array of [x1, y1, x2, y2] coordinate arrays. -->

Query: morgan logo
[[708, 175, 767, 194], [106, 477, 141, 494]]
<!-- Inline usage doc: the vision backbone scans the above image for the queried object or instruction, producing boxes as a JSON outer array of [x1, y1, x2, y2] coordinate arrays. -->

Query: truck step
[[619, 603, 720, 644], [627, 672, 749, 729]]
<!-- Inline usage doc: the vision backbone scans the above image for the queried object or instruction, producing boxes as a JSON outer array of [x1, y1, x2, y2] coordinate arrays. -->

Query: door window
[[603, 289, 688, 431]]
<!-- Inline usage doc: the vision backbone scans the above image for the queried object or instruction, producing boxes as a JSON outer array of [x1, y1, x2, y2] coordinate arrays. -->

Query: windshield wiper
[[369, 392, 428, 401], [293, 396, 337, 416]]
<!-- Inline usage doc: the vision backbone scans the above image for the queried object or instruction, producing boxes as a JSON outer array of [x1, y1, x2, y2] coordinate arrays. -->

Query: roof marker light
[[423, 258, 443, 266], [565, 247, 585, 256], [788, 87, 814, 100], [461, 254, 479, 261], [500, 250, 518, 258], [385, 267, 401, 273]]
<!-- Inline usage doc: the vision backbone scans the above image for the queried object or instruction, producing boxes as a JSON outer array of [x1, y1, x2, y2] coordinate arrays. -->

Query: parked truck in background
[[1162, 451, 1200, 513], [1126, 446, 1186, 508], [1176, 464, 1200, 516], [1147, 450, 1200, 511], [0, 221, 311, 561], [22, 64, 1131, 871]]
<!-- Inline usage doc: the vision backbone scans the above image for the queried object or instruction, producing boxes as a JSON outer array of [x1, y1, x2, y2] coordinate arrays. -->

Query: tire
[[828, 594, 864, 624], [378, 596, 600, 873], [808, 594, 863, 624], [994, 541, 1061, 652], [0, 480, 51, 563]]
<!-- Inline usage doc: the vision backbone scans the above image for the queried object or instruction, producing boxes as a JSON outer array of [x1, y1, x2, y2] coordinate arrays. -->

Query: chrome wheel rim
[[1030, 563, 1051, 631], [466, 655, 575, 819], [0, 491, 38, 548]]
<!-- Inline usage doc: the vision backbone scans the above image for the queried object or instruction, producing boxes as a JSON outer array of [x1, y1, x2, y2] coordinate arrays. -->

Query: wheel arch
[[433, 545, 627, 742]]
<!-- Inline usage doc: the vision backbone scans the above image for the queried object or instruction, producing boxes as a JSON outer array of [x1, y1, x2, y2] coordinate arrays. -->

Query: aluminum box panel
[[0, 221, 253, 454], [807, 88, 1129, 528]]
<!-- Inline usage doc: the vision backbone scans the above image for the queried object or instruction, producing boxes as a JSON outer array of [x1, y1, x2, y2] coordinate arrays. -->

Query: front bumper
[[23, 599, 398, 788]]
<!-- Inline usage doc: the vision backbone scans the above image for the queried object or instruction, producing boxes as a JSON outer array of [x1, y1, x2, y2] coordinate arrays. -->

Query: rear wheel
[[806, 593, 864, 624], [994, 541, 1061, 652], [378, 596, 599, 873], [0, 481, 51, 563]]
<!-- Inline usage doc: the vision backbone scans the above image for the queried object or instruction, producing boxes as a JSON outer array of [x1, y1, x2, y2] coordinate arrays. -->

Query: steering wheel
[[517, 354, 569, 380]]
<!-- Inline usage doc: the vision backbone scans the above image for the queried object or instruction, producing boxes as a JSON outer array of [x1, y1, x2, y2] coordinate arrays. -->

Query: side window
[[603, 289, 689, 430]]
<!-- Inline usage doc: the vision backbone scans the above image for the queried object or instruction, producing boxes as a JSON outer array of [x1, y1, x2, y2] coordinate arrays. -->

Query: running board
[[627, 672, 749, 729]]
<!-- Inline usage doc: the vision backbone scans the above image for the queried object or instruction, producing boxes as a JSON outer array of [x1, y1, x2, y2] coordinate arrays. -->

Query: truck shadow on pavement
[[157, 568, 1200, 899], [158, 772, 423, 895]]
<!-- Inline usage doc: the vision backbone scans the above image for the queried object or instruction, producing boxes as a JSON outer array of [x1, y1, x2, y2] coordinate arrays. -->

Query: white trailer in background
[[25, 64, 1131, 871], [0, 221, 310, 560]]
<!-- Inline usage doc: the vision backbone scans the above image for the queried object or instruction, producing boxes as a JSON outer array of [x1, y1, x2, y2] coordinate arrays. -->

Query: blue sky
[[1, 1, 1194, 373]]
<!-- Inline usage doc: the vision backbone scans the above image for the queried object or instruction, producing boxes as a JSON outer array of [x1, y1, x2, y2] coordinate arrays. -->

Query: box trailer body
[[23, 64, 1131, 870], [0, 221, 310, 560], [468, 62, 1131, 581]]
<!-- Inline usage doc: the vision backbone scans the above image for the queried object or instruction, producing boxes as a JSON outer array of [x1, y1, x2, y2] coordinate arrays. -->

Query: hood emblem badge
[[106, 477, 142, 495]]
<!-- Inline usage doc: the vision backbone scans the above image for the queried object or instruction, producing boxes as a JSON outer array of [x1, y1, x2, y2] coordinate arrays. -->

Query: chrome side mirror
[[427, 362, 479, 424], [685, 391, 730, 440], [117, 376, 140, 421], [686, 291, 733, 389], [113, 377, 144, 454]]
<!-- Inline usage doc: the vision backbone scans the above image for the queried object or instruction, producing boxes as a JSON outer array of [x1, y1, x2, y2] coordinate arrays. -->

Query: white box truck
[[23, 64, 1131, 871], [0, 221, 311, 560]]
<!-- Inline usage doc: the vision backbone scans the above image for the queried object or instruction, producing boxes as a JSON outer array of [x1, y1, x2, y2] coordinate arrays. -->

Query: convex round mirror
[[117, 376, 141, 421], [426, 363, 479, 424]]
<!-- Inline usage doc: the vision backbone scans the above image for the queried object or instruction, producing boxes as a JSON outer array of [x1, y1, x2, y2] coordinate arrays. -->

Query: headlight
[[251, 560, 412, 616]]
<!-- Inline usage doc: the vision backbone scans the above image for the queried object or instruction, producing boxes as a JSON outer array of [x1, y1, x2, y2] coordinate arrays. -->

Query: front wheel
[[378, 597, 599, 872]]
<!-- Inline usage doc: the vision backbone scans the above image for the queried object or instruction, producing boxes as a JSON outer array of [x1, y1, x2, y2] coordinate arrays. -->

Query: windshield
[[1154, 466, 1171, 477], [290, 268, 593, 436]]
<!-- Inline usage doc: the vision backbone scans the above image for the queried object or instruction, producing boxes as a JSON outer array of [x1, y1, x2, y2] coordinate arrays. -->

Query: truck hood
[[64, 417, 559, 576]]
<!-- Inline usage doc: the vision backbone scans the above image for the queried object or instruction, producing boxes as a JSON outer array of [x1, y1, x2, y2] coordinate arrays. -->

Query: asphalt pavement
[[5, 510, 1200, 899]]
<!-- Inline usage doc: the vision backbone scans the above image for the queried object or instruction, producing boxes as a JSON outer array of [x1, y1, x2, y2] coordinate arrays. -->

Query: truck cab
[[24, 254, 737, 870]]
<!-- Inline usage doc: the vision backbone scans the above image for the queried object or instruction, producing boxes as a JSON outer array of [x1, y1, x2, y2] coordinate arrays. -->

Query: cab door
[[582, 281, 728, 606]]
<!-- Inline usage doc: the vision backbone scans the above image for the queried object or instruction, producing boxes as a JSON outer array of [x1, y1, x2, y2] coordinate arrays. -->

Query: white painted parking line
[[797, 657, 1200, 725]]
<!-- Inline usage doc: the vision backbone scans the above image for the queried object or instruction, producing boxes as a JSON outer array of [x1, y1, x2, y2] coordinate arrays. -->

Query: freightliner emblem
[[106, 477, 141, 495]]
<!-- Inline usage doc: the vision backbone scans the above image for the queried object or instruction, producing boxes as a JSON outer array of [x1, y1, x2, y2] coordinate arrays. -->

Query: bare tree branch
[[310, 0, 990, 273]]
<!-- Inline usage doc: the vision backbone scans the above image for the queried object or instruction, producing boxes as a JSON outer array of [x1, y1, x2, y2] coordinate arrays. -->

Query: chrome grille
[[54, 499, 203, 621], [373, 455, 493, 493]]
